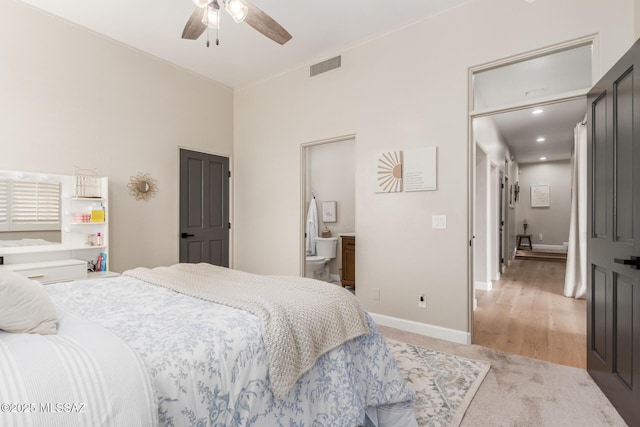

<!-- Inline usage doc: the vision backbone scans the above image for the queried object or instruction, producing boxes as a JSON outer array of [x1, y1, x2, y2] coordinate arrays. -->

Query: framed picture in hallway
[[509, 184, 515, 208], [531, 184, 550, 207]]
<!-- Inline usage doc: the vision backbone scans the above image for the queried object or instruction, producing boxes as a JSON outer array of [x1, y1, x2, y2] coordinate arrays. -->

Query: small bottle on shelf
[[96, 232, 103, 246]]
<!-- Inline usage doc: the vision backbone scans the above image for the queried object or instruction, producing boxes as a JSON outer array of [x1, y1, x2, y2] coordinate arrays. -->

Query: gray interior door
[[179, 149, 230, 266], [499, 173, 504, 272], [587, 39, 640, 426]]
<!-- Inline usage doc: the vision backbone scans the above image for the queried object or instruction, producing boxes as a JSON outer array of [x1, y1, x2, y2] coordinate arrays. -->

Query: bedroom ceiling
[[488, 99, 587, 164], [16, 0, 471, 89], [17, 0, 589, 164], [473, 42, 592, 164]]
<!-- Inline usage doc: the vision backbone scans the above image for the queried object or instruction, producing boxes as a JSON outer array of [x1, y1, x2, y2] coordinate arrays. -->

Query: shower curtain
[[564, 119, 587, 299], [306, 197, 318, 256]]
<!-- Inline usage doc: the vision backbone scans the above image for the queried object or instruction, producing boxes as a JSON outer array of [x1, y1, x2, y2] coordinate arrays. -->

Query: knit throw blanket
[[123, 263, 369, 399]]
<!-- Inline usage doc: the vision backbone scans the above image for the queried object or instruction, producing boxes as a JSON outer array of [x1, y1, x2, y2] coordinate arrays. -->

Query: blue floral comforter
[[46, 275, 415, 426]]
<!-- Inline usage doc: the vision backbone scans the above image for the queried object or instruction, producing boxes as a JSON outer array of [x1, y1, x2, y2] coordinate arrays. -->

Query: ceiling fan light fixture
[[202, 6, 220, 29], [225, 0, 248, 23], [192, 0, 212, 8]]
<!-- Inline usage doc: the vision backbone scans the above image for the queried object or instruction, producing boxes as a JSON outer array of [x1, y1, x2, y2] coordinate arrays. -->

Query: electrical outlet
[[539, 233, 543, 241], [372, 288, 380, 301], [418, 294, 426, 309]]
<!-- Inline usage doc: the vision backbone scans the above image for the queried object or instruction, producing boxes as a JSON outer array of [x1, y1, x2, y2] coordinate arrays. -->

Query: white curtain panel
[[564, 120, 587, 299]]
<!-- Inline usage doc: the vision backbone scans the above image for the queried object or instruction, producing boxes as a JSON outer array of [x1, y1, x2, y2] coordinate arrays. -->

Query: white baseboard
[[532, 244, 567, 253], [369, 312, 471, 345], [474, 281, 492, 291]]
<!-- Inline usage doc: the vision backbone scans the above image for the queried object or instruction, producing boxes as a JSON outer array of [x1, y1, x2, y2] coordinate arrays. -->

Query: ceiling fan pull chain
[[204, 10, 210, 47], [216, 10, 220, 45]]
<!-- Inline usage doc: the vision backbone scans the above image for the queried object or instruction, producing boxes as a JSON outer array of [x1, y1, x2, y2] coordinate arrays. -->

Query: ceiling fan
[[181, 0, 292, 46]]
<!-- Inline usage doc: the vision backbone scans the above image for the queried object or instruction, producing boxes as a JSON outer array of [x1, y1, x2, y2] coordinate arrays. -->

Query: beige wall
[[0, 0, 233, 272], [233, 0, 634, 336], [636, 0, 640, 39], [473, 115, 520, 271], [474, 147, 490, 287], [516, 160, 572, 247]]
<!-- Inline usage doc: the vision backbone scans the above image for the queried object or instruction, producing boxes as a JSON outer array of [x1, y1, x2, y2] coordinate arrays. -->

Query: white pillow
[[0, 270, 58, 335]]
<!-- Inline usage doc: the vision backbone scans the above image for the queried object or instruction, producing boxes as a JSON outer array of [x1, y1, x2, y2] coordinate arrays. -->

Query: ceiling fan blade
[[182, 7, 207, 40], [242, 1, 292, 45]]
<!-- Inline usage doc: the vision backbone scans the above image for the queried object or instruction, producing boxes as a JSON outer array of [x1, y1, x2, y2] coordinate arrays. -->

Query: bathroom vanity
[[341, 234, 355, 287]]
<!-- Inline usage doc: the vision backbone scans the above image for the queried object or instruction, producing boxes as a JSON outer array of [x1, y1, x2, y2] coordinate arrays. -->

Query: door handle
[[181, 233, 195, 238], [614, 256, 640, 270]]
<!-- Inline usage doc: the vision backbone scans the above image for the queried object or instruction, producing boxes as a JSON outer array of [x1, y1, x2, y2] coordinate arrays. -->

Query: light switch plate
[[432, 215, 447, 229]]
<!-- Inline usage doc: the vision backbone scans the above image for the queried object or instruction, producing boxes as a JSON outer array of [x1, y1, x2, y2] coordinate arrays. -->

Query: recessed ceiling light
[[532, 109, 544, 115], [525, 0, 537, 3], [540, 156, 547, 161], [536, 137, 546, 142]]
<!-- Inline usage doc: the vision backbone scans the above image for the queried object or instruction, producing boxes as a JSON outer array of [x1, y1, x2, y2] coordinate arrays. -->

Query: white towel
[[306, 198, 318, 255]]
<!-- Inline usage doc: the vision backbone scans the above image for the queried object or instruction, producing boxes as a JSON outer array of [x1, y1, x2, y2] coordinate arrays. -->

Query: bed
[[0, 263, 417, 427]]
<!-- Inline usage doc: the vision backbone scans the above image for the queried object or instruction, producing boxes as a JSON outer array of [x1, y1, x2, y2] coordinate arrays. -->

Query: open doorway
[[472, 102, 586, 367], [469, 37, 594, 368], [300, 135, 356, 289]]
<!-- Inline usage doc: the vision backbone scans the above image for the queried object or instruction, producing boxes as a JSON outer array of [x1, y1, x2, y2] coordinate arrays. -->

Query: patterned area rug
[[388, 340, 490, 427]]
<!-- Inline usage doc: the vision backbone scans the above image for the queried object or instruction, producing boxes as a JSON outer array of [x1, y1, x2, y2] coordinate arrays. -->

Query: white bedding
[[46, 274, 417, 426], [123, 263, 370, 399], [0, 304, 157, 427]]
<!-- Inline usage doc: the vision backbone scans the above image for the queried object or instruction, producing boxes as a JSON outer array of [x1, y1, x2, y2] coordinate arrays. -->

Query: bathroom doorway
[[300, 135, 356, 285]]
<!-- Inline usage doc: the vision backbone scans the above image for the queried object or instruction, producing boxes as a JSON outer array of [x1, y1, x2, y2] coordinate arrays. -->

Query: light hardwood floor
[[473, 259, 587, 369]]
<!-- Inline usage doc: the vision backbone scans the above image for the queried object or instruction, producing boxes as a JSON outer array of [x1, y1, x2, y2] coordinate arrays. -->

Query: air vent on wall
[[310, 56, 341, 77]]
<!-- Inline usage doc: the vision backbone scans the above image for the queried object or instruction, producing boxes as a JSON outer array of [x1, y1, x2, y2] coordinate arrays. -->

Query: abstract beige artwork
[[376, 151, 403, 193]]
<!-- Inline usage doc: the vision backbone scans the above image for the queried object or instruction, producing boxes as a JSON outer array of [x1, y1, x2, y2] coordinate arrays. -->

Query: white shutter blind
[[10, 180, 61, 231], [0, 179, 8, 231]]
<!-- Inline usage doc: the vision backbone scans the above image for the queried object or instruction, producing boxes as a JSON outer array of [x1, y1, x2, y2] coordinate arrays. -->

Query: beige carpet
[[380, 326, 627, 426]]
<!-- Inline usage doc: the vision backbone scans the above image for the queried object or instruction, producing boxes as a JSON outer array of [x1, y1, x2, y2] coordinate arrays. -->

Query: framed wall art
[[375, 151, 403, 193], [531, 184, 550, 207], [322, 201, 337, 222]]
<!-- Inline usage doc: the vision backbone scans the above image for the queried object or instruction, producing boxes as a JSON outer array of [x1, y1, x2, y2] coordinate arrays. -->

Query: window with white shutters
[[8, 180, 61, 231]]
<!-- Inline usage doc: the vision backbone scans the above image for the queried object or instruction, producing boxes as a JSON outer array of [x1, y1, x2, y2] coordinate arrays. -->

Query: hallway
[[473, 259, 586, 369]]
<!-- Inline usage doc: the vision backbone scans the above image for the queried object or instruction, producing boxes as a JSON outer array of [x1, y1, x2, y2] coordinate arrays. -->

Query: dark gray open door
[[499, 173, 505, 273], [179, 149, 230, 266], [587, 39, 640, 426]]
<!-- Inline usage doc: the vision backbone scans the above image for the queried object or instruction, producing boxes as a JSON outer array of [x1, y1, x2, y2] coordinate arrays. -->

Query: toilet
[[305, 237, 338, 281]]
